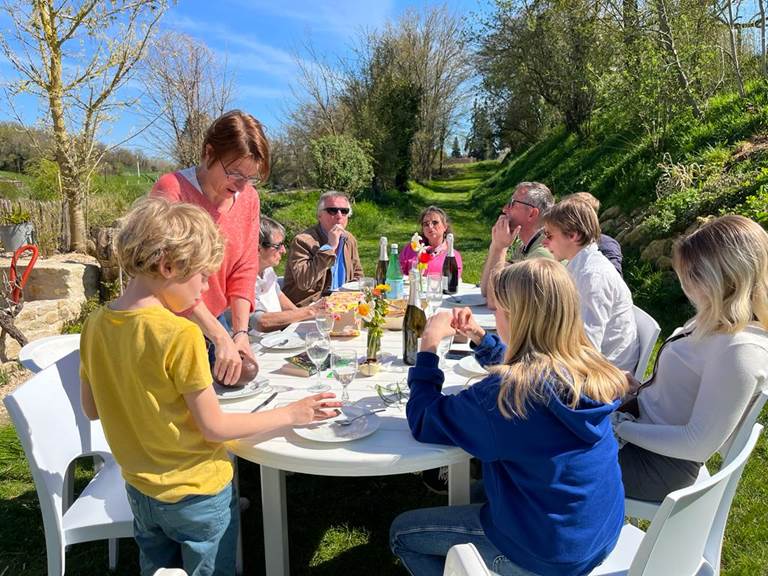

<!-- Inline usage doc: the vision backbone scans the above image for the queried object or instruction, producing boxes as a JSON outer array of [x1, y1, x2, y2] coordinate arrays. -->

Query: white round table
[[19, 334, 81, 373], [225, 285, 490, 576]]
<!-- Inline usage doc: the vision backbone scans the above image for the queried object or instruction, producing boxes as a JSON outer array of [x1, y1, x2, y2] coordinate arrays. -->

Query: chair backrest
[[2, 350, 111, 536], [444, 543, 492, 576], [632, 306, 661, 381], [628, 424, 763, 576], [720, 388, 768, 464]]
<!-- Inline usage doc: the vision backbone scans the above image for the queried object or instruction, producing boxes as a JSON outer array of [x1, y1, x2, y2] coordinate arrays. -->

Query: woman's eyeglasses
[[323, 207, 351, 215], [422, 219, 442, 228], [219, 158, 259, 186], [261, 241, 285, 250]]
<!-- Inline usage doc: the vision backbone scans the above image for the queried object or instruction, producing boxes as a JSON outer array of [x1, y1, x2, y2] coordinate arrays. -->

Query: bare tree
[[139, 31, 234, 167], [0, 0, 166, 252]]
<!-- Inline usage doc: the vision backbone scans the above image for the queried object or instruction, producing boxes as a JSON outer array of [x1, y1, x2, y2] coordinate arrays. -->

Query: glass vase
[[366, 326, 382, 362]]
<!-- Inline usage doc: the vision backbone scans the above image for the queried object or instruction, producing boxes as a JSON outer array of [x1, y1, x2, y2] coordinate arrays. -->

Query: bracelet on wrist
[[231, 329, 249, 341]]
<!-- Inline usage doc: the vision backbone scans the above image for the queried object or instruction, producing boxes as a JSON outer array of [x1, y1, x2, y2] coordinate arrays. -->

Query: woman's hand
[[420, 311, 456, 353], [450, 307, 486, 345], [284, 393, 342, 425], [212, 334, 243, 386], [307, 298, 328, 317]]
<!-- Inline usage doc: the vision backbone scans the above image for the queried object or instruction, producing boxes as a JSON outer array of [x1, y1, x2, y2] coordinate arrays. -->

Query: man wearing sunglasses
[[283, 191, 364, 306], [480, 182, 555, 300]]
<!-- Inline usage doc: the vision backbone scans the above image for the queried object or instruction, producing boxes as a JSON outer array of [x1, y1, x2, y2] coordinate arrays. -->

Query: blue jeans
[[125, 482, 239, 576], [390, 504, 539, 576]]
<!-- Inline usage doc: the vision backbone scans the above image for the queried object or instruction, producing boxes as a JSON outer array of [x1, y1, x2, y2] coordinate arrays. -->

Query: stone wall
[[0, 255, 99, 359]]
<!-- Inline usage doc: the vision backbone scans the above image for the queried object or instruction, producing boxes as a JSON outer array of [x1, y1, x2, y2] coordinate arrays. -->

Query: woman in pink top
[[151, 110, 268, 385], [400, 205, 463, 277]]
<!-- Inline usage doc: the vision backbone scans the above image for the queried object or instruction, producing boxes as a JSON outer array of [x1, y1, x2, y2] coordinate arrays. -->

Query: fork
[[334, 408, 386, 426]]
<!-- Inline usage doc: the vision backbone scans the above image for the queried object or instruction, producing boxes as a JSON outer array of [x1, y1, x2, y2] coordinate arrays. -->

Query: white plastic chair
[[632, 306, 661, 381], [625, 388, 768, 523], [443, 543, 491, 576], [3, 350, 133, 575], [447, 423, 762, 576]]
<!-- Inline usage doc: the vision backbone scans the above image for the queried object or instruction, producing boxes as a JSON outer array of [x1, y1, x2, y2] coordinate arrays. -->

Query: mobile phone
[[445, 350, 473, 360]]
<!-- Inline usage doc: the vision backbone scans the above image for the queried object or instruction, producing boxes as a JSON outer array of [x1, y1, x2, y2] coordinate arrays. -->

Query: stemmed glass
[[306, 331, 331, 392], [315, 310, 335, 337], [331, 349, 358, 405], [426, 273, 443, 317]]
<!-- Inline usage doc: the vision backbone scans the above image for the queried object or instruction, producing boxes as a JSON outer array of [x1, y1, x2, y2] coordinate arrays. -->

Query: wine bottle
[[375, 236, 388, 286], [385, 243, 404, 299], [403, 269, 427, 365], [442, 233, 459, 294]]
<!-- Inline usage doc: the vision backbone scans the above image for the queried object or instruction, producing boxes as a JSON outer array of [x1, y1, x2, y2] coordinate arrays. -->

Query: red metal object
[[9, 244, 39, 304]]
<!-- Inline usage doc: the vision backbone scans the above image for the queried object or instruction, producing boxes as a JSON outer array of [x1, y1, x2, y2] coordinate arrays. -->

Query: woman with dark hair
[[151, 110, 269, 385], [399, 205, 463, 277]]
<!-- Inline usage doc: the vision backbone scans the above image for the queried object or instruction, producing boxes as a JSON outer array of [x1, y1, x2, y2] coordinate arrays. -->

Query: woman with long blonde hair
[[391, 259, 628, 576], [615, 215, 768, 502]]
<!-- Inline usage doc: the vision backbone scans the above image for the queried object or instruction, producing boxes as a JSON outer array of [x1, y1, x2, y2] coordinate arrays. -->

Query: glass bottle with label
[[375, 236, 388, 286], [403, 269, 427, 365], [441, 233, 459, 294], [385, 243, 404, 299]]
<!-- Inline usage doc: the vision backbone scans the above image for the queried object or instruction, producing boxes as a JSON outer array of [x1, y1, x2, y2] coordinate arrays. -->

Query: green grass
[[2, 162, 767, 574]]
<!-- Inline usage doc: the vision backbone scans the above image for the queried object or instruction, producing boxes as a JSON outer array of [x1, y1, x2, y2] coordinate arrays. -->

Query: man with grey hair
[[479, 181, 555, 298], [283, 191, 364, 306]]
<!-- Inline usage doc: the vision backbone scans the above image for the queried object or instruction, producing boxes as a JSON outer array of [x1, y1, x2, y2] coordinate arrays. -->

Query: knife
[[250, 391, 278, 413]]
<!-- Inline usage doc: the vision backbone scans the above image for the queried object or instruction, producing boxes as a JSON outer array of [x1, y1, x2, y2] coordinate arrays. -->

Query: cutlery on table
[[334, 408, 386, 426], [250, 392, 278, 413]]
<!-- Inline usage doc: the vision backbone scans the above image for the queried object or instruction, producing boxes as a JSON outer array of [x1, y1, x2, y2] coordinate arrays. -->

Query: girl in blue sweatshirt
[[391, 259, 628, 576]]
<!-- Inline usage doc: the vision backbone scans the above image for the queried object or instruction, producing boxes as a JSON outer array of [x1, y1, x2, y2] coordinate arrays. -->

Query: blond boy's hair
[[116, 197, 224, 280], [564, 192, 600, 213], [542, 198, 601, 246], [490, 259, 627, 418]]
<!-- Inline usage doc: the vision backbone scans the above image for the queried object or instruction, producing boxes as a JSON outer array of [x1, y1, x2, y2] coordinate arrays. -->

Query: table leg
[[260, 465, 289, 576], [447, 459, 471, 506]]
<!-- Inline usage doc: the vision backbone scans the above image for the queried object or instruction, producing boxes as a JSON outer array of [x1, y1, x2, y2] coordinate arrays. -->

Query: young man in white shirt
[[542, 199, 639, 373]]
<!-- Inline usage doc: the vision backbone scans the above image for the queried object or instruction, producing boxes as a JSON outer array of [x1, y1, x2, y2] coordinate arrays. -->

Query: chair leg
[[233, 458, 243, 576], [108, 538, 119, 571]]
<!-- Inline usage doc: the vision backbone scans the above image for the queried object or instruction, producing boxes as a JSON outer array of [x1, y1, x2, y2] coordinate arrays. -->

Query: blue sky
[[0, 0, 490, 158]]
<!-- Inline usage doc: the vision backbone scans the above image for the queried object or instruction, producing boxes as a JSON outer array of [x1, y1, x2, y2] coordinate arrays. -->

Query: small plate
[[215, 376, 270, 400], [340, 280, 365, 291], [293, 406, 381, 443], [443, 294, 487, 307], [260, 333, 305, 350], [458, 355, 488, 377]]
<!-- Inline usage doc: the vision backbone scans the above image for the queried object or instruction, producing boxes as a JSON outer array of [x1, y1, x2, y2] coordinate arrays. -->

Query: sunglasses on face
[[323, 207, 351, 215], [505, 198, 536, 210], [261, 241, 285, 250], [219, 158, 259, 186]]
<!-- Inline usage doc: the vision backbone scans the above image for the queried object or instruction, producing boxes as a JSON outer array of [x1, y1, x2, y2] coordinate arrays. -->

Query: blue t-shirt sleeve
[[406, 351, 499, 461]]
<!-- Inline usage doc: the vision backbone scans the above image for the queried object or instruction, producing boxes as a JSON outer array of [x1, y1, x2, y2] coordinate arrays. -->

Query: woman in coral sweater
[[151, 110, 269, 385]]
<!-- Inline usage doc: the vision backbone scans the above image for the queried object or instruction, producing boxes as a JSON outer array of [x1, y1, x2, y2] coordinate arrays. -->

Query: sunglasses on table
[[323, 207, 351, 215]]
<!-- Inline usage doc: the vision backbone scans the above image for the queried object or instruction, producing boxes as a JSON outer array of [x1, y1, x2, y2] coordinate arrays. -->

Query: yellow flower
[[375, 284, 390, 292], [357, 302, 374, 322]]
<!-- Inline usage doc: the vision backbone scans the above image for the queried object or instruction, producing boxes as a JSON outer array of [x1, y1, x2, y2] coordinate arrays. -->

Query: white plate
[[340, 280, 365, 291], [293, 406, 381, 443], [443, 294, 487, 307], [260, 333, 305, 350], [215, 376, 270, 400], [458, 355, 488, 377]]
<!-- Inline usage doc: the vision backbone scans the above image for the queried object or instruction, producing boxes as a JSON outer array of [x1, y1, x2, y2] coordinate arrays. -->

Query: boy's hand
[[451, 307, 485, 345], [420, 311, 456, 353], [285, 393, 342, 426]]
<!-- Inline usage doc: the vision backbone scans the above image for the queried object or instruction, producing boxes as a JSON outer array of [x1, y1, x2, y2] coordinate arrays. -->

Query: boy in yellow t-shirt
[[80, 198, 340, 576]]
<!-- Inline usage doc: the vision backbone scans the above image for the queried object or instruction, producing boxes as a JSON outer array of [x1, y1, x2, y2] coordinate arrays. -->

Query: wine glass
[[426, 273, 443, 316], [331, 349, 358, 405], [315, 310, 335, 337], [305, 331, 331, 392]]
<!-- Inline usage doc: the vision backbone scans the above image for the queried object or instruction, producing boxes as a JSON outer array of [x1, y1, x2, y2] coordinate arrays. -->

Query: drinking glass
[[331, 349, 358, 405], [426, 273, 444, 316], [361, 277, 376, 291], [306, 331, 331, 392], [315, 311, 334, 337]]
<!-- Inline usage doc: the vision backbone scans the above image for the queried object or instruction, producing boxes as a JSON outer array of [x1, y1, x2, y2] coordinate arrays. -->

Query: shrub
[[310, 135, 373, 196], [25, 158, 60, 201]]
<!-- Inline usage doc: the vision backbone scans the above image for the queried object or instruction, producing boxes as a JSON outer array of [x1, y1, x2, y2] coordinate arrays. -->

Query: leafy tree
[[466, 101, 497, 160], [0, 0, 167, 252], [309, 135, 373, 196], [451, 137, 462, 158]]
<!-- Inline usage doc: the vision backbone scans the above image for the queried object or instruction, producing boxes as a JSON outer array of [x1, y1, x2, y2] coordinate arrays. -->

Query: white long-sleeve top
[[567, 243, 639, 372], [616, 322, 768, 462]]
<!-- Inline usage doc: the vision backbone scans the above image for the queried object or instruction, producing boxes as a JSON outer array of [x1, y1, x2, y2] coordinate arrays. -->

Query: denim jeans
[[390, 504, 539, 576], [125, 482, 239, 576]]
